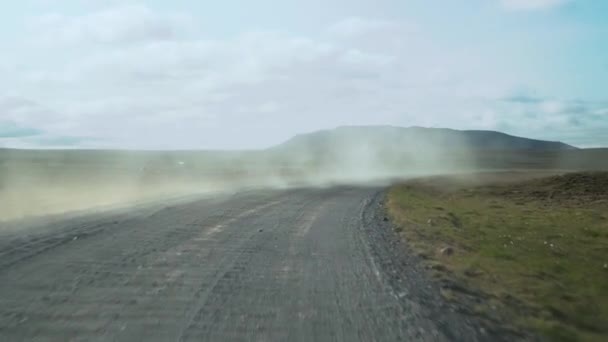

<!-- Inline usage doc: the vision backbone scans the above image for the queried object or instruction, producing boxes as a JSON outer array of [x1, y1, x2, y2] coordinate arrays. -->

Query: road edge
[[360, 190, 533, 342]]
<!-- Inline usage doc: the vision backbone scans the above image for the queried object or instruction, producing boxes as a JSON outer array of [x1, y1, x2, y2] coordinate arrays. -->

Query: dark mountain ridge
[[273, 126, 576, 152]]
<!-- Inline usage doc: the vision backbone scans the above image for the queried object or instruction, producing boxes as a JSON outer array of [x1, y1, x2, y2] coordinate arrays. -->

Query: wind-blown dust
[[2, 126, 603, 222]]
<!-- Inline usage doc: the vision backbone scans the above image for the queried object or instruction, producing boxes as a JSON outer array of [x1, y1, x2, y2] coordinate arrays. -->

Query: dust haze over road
[[1, 126, 601, 341], [1, 126, 477, 221], [1, 126, 583, 222]]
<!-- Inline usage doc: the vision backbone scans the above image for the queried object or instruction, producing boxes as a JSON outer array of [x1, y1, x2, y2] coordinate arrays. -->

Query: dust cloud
[[0, 127, 485, 222], [7, 125, 598, 223]]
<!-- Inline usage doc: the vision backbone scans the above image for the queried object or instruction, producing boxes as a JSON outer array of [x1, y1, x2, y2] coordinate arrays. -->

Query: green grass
[[387, 172, 608, 341]]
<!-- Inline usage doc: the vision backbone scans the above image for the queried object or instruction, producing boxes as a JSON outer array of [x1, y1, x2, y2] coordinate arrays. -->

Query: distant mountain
[[272, 126, 576, 152]]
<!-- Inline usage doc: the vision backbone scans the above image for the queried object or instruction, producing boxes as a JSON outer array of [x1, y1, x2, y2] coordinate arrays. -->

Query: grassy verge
[[387, 172, 608, 341]]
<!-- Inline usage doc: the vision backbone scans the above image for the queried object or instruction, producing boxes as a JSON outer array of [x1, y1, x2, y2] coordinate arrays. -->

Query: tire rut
[[1, 186, 497, 341]]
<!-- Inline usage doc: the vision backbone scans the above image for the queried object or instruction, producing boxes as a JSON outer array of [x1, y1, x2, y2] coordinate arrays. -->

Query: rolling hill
[[272, 126, 576, 153]]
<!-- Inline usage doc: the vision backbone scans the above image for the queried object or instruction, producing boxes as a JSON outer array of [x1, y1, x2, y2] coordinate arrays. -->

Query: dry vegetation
[[388, 172, 608, 341]]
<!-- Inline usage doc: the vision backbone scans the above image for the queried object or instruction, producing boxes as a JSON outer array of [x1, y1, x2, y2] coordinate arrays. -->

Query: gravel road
[[0, 186, 489, 341]]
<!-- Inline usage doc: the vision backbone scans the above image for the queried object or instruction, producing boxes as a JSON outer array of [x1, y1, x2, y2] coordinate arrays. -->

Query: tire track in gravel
[[0, 186, 492, 341]]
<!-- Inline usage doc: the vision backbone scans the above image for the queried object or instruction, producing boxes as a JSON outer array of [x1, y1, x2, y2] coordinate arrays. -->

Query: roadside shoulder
[[361, 191, 527, 341]]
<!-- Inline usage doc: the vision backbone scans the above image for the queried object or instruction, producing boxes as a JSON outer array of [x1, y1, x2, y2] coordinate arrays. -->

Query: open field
[[388, 171, 608, 341]]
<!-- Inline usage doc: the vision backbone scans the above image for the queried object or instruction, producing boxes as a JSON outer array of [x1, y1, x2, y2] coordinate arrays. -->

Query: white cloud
[[2, 4, 603, 149], [501, 0, 571, 11], [539, 100, 566, 114], [339, 49, 395, 68], [3, 10, 514, 148], [27, 4, 193, 47], [327, 17, 401, 37], [495, 94, 608, 146]]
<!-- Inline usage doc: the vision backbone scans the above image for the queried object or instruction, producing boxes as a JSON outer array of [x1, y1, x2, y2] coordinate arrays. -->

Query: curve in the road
[[0, 187, 489, 341]]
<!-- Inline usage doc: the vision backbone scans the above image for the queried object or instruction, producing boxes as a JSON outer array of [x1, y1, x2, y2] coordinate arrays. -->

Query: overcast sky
[[0, 0, 607, 149]]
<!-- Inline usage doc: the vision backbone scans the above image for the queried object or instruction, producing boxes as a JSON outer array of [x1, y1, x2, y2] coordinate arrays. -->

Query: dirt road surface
[[0, 187, 487, 341]]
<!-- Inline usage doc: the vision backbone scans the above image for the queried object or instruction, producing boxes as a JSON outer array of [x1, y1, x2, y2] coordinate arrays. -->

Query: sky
[[0, 0, 607, 149]]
